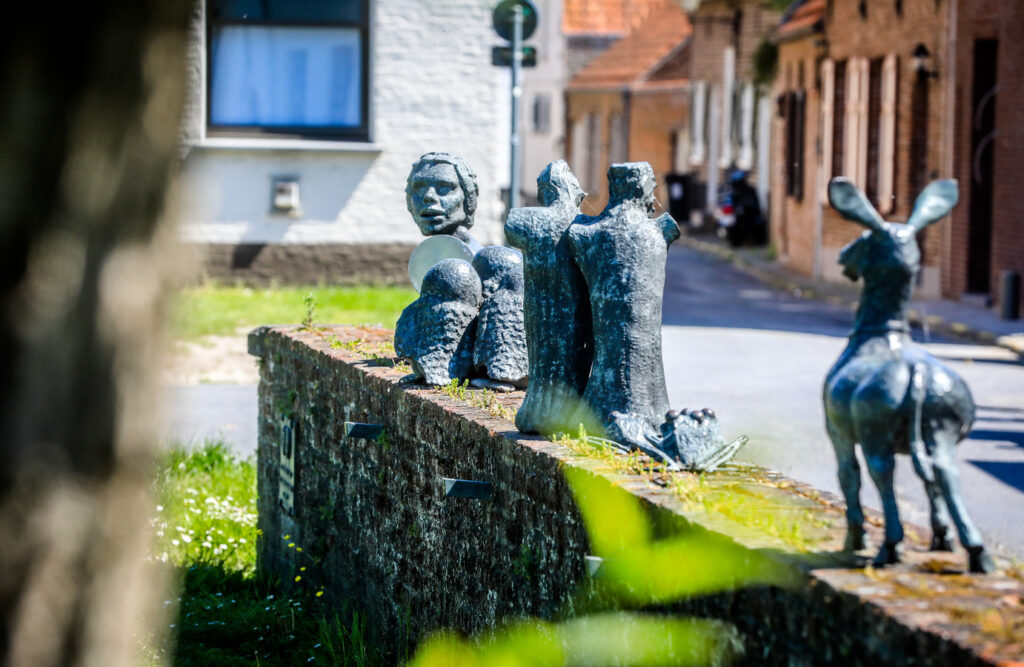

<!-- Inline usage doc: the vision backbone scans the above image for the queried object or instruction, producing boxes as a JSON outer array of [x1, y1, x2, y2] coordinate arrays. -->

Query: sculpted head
[[537, 160, 585, 208], [406, 152, 479, 240], [607, 162, 656, 214]]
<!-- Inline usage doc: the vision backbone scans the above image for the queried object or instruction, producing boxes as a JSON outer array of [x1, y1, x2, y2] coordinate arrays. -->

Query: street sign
[[492, 45, 537, 68], [492, 0, 538, 42]]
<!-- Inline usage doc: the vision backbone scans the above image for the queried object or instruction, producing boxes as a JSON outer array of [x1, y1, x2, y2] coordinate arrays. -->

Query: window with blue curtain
[[207, 0, 369, 140]]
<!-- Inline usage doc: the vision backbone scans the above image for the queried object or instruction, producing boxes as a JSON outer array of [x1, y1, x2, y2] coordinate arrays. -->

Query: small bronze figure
[[472, 246, 528, 388], [505, 161, 593, 433], [567, 162, 679, 447], [824, 177, 993, 573], [394, 258, 481, 386]]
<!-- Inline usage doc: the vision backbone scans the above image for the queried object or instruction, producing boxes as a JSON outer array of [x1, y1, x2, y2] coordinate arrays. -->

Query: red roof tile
[[775, 0, 825, 41], [567, 3, 692, 89], [562, 0, 672, 36]]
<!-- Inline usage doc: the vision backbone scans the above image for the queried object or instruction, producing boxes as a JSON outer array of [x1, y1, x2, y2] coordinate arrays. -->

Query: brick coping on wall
[[250, 325, 1024, 665]]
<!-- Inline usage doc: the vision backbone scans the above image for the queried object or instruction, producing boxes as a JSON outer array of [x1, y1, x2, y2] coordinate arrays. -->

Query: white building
[[179, 0, 510, 283]]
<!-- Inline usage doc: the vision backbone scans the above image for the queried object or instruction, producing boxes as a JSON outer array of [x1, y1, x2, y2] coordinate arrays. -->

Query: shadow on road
[[968, 429, 1024, 449], [967, 460, 1024, 492]]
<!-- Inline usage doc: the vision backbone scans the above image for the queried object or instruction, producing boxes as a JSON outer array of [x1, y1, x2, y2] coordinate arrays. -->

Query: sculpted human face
[[407, 162, 468, 237]]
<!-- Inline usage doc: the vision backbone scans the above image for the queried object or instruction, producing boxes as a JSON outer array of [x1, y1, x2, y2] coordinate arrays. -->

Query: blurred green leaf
[[564, 467, 650, 557], [411, 614, 736, 666], [560, 613, 732, 665], [565, 467, 789, 605]]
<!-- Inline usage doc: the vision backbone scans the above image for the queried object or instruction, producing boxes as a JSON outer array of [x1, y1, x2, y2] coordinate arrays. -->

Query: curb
[[679, 235, 1024, 357]]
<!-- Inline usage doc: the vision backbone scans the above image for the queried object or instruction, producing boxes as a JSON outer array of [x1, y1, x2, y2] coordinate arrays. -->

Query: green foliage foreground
[[145, 442, 385, 666], [148, 441, 794, 665]]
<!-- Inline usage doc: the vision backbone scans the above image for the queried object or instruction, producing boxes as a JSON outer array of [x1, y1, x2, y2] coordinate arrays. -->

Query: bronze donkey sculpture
[[824, 177, 994, 574]]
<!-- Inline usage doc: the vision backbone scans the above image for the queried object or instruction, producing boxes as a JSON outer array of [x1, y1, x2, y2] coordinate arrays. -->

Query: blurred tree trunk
[[0, 2, 192, 664]]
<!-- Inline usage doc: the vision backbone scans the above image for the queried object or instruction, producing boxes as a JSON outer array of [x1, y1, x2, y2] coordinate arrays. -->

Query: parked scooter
[[716, 169, 766, 247]]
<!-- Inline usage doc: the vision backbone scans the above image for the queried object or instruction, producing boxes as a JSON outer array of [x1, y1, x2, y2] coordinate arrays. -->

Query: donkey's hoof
[[929, 530, 954, 552], [967, 547, 996, 574], [873, 542, 901, 567], [843, 527, 866, 552]]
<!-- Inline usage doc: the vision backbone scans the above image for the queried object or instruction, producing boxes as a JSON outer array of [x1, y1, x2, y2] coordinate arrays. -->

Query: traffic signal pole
[[509, 4, 522, 211]]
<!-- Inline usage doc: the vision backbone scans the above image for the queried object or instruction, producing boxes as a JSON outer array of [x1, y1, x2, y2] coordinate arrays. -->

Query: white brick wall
[[178, 0, 508, 246]]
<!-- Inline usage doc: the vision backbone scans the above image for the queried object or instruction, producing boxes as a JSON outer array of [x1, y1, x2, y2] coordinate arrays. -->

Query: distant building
[[564, 3, 693, 212], [769, 0, 1023, 311], [681, 0, 781, 226], [179, 0, 509, 284], [519, 0, 669, 203]]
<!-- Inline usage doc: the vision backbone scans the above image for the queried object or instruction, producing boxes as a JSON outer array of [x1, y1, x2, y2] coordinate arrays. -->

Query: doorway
[[967, 39, 998, 295]]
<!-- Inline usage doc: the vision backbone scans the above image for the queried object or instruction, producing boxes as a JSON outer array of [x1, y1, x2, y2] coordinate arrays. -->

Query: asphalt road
[[663, 243, 1024, 559], [162, 242, 1024, 558]]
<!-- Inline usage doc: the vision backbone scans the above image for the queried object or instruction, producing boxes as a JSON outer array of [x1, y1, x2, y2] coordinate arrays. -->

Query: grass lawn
[[145, 442, 384, 666], [171, 284, 417, 340]]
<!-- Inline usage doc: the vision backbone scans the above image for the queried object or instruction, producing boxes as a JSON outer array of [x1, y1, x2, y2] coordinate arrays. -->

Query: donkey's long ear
[[907, 179, 958, 231], [828, 177, 884, 231]]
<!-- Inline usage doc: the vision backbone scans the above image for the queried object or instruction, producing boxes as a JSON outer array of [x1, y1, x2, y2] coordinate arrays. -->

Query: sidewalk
[[680, 233, 1024, 356]]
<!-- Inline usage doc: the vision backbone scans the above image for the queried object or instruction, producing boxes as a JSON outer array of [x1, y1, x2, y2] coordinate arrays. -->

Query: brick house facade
[[771, 0, 1023, 309]]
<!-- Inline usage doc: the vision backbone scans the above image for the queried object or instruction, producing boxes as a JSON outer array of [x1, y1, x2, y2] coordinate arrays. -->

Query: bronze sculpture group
[[397, 154, 744, 472], [394, 150, 993, 574]]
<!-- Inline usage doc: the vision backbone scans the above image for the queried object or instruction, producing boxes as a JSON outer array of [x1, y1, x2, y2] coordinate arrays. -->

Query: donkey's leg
[[863, 449, 903, 566], [906, 363, 954, 551], [923, 480, 954, 552], [827, 420, 864, 551], [931, 432, 995, 573], [909, 448, 954, 551]]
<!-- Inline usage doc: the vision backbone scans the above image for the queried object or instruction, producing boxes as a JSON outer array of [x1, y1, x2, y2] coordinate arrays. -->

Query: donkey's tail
[[907, 362, 933, 483]]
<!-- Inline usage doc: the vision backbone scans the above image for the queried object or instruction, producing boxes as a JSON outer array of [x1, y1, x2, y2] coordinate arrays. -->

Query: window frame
[[204, 0, 372, 142]]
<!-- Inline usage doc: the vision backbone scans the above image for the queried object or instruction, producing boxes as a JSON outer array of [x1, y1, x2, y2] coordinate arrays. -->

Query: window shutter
[[690, 81, 707, 165], [843, 57, 871, 190], [785, 91, 796, 196], [587, 113, 602, 194], [877, 54, 898, 214], [855, 57, 870, 189], [820, 59, 835, 200], [866, 58, 883, 205], [832, 60, 846, 179], [738, 83, 755, 169], [794, 89, 806, 202], [843, 58, 860, 185], [570, 116, 590, 191], [719, 47, 736, 168], [609, 114, 628, 164]]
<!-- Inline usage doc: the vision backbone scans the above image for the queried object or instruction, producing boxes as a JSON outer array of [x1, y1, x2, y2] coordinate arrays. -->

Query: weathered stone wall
[[251, 325, 1024, 665], [190, 242, 413, 286]]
